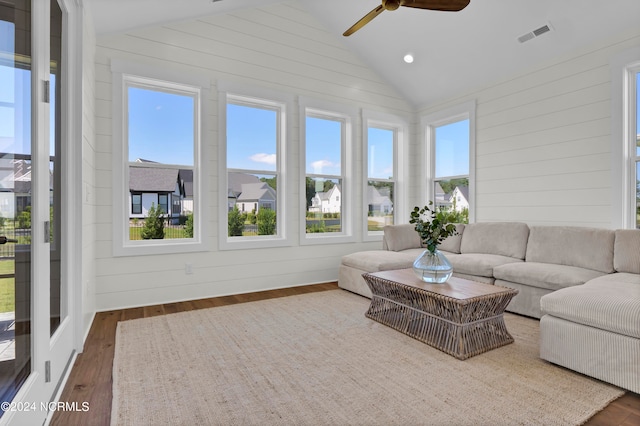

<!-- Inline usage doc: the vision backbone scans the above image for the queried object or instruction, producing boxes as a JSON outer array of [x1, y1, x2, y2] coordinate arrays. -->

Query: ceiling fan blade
[[401, 0, 470, 12], [343, 5, 385, 37]]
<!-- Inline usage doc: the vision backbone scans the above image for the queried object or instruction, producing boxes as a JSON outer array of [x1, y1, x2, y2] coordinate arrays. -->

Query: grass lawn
[[129, 227, 187, 240], [0, 260, 15, 313]]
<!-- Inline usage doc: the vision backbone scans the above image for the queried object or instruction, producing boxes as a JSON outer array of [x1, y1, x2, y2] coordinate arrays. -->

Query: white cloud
[[311, 160, 339, 171], [250, 153, 277, 165]]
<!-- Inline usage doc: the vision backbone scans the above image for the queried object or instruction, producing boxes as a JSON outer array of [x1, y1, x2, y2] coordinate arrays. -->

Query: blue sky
[[227, 103, 277, 171], [128, 87, 194, 166], [305, 116, 341, 176], [368, 127, 394, 179], [435, 119, 470, 178]]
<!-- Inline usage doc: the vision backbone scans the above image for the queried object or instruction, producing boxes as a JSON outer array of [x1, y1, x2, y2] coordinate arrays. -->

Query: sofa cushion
[[614, 229, 640, 274], [460, 222, 529, 259], [540, 273, 640, 339], [437, 223, 465, 254], [447, 253, 523, 278], [341, 250, 414, 272], [382, 224, 421, 252], [493, 262, 605, 291], [526, 226, 615, 273]]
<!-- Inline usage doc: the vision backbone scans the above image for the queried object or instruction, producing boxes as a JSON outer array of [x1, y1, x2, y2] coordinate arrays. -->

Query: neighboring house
[[227, 172, 277, 213], [367, 185, 393, 215], [450, 186, 470, 212], [227, 172, 261, 211], [434, 182, 452, 210], [235, 182, 277, 213], [129, 165, 185, 221], [0, 158, 53, 219], [178, 169, 193, 214], [310, 185, 341, 214]]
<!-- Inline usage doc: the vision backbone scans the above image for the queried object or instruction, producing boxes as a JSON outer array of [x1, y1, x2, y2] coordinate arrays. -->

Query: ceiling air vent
[[518, 23, 553, 44]]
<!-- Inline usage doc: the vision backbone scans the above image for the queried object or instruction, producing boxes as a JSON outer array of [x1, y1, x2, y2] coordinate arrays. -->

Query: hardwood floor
[[51, 283, 639, 426]]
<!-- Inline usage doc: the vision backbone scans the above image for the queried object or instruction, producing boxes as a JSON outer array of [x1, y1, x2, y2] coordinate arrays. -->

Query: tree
[[257, 208, 276, 235], [141, 203, 165, 239], [184, 213, 194, 238], [439, 178, 469, 195], [228, 207, 245, 236], [18, 206, 31, 229], [259, 176, 277, 191]]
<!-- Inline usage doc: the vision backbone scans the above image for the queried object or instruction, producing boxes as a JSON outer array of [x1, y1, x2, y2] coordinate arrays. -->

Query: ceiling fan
[[343, 0, 470, 36]]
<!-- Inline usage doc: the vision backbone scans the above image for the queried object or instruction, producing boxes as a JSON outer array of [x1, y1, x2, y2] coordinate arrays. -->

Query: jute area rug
[[111, 290, 623, 426]]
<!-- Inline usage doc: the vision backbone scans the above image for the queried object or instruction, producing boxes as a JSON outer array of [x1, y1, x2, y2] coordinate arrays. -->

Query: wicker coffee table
[[362, 268, 518, 360]]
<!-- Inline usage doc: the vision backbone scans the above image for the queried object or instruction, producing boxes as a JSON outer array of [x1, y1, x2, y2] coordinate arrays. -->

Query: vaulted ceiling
[[86, 0, 640, 109]]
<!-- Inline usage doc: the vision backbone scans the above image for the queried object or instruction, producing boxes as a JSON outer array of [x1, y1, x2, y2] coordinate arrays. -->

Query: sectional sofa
[[338, 222, 640, 393]]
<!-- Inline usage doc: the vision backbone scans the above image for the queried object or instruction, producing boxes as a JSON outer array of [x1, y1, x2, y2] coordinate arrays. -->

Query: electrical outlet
[[185, 263, 193, 275]]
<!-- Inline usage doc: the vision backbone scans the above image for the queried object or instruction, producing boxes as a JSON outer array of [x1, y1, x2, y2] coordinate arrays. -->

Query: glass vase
[[412, 249, 453, 284]]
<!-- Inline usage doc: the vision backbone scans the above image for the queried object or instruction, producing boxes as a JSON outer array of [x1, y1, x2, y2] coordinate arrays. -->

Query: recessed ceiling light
[[403, 54, 414, 64]]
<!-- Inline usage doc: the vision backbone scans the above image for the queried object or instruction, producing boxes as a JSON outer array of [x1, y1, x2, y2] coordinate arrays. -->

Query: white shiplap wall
[[92, 1, 413, 311], [418, 28, 640, 228], [82, 8, 97, 336]]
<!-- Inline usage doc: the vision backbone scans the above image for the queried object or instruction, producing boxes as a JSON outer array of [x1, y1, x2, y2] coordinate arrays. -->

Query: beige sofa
[[339, 222, 531, 302], [539, 229, 640, 394], [338, 223, 640, 393]]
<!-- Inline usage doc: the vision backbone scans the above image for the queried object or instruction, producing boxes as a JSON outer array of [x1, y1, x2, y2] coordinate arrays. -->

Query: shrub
[[18, 207, 31, 229], [228, 207, 245, 236], [141, 203, 165, 239], [257, 208, 276, 235], [307, 221, 326, 233], [184, 213, 194, 238], [248, 210, 257, 225]]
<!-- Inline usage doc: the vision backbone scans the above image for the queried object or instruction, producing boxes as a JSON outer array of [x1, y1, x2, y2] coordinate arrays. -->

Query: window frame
[[611, 50, 640, 229], [421, 100, 476, 223], [299, 97, 356, 245], [111, 60, 209, 256], [218, 82, 292, 250], [362, 110, 408, 241], [131, 193, 142, 215], [623, 63, 640, 229]]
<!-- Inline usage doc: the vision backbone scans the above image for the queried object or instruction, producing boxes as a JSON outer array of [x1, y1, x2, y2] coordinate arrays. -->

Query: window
[[158, 194, 168, 214], [221, 91, 287, 248], [112, 60, 208, 256], [304, 113, 343, 234], [423, 101, 475, 224], [614, 56, 640, 229], [367, 126, 396, 232], [132, 194, 142, 215], [363, 111, 407, 239], [633, 70, 640, 229], [300, 100, 355, 244]]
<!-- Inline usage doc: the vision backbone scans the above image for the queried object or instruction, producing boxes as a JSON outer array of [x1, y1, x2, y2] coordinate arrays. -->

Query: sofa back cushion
[[437, 223, 465, 254], [614, 229, 640, 274], [526, 226, 615, 273], [383, 224, 421, 251], [460, 222, 529, 259]]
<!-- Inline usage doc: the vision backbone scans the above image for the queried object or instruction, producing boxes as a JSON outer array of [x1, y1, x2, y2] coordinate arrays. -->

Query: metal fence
[[129, 218, 189, 240]]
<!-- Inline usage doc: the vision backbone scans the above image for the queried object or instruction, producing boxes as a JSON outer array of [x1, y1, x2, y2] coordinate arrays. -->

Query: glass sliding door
[[0, 1, 75, 423], [49, 0, 62, 337], [0, 0, 33, 408]]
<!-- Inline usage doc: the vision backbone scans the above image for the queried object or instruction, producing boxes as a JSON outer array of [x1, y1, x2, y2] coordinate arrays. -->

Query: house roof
[[314, 185, 340, 201], [453, 186, 470, 202], [0, 159, 52, 193], [129, 166, 179, 192], [228, 172, 261, 197], [178, 169, 193, 197], [367, 186, 391, 205], [237, 182, 276, 202]]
